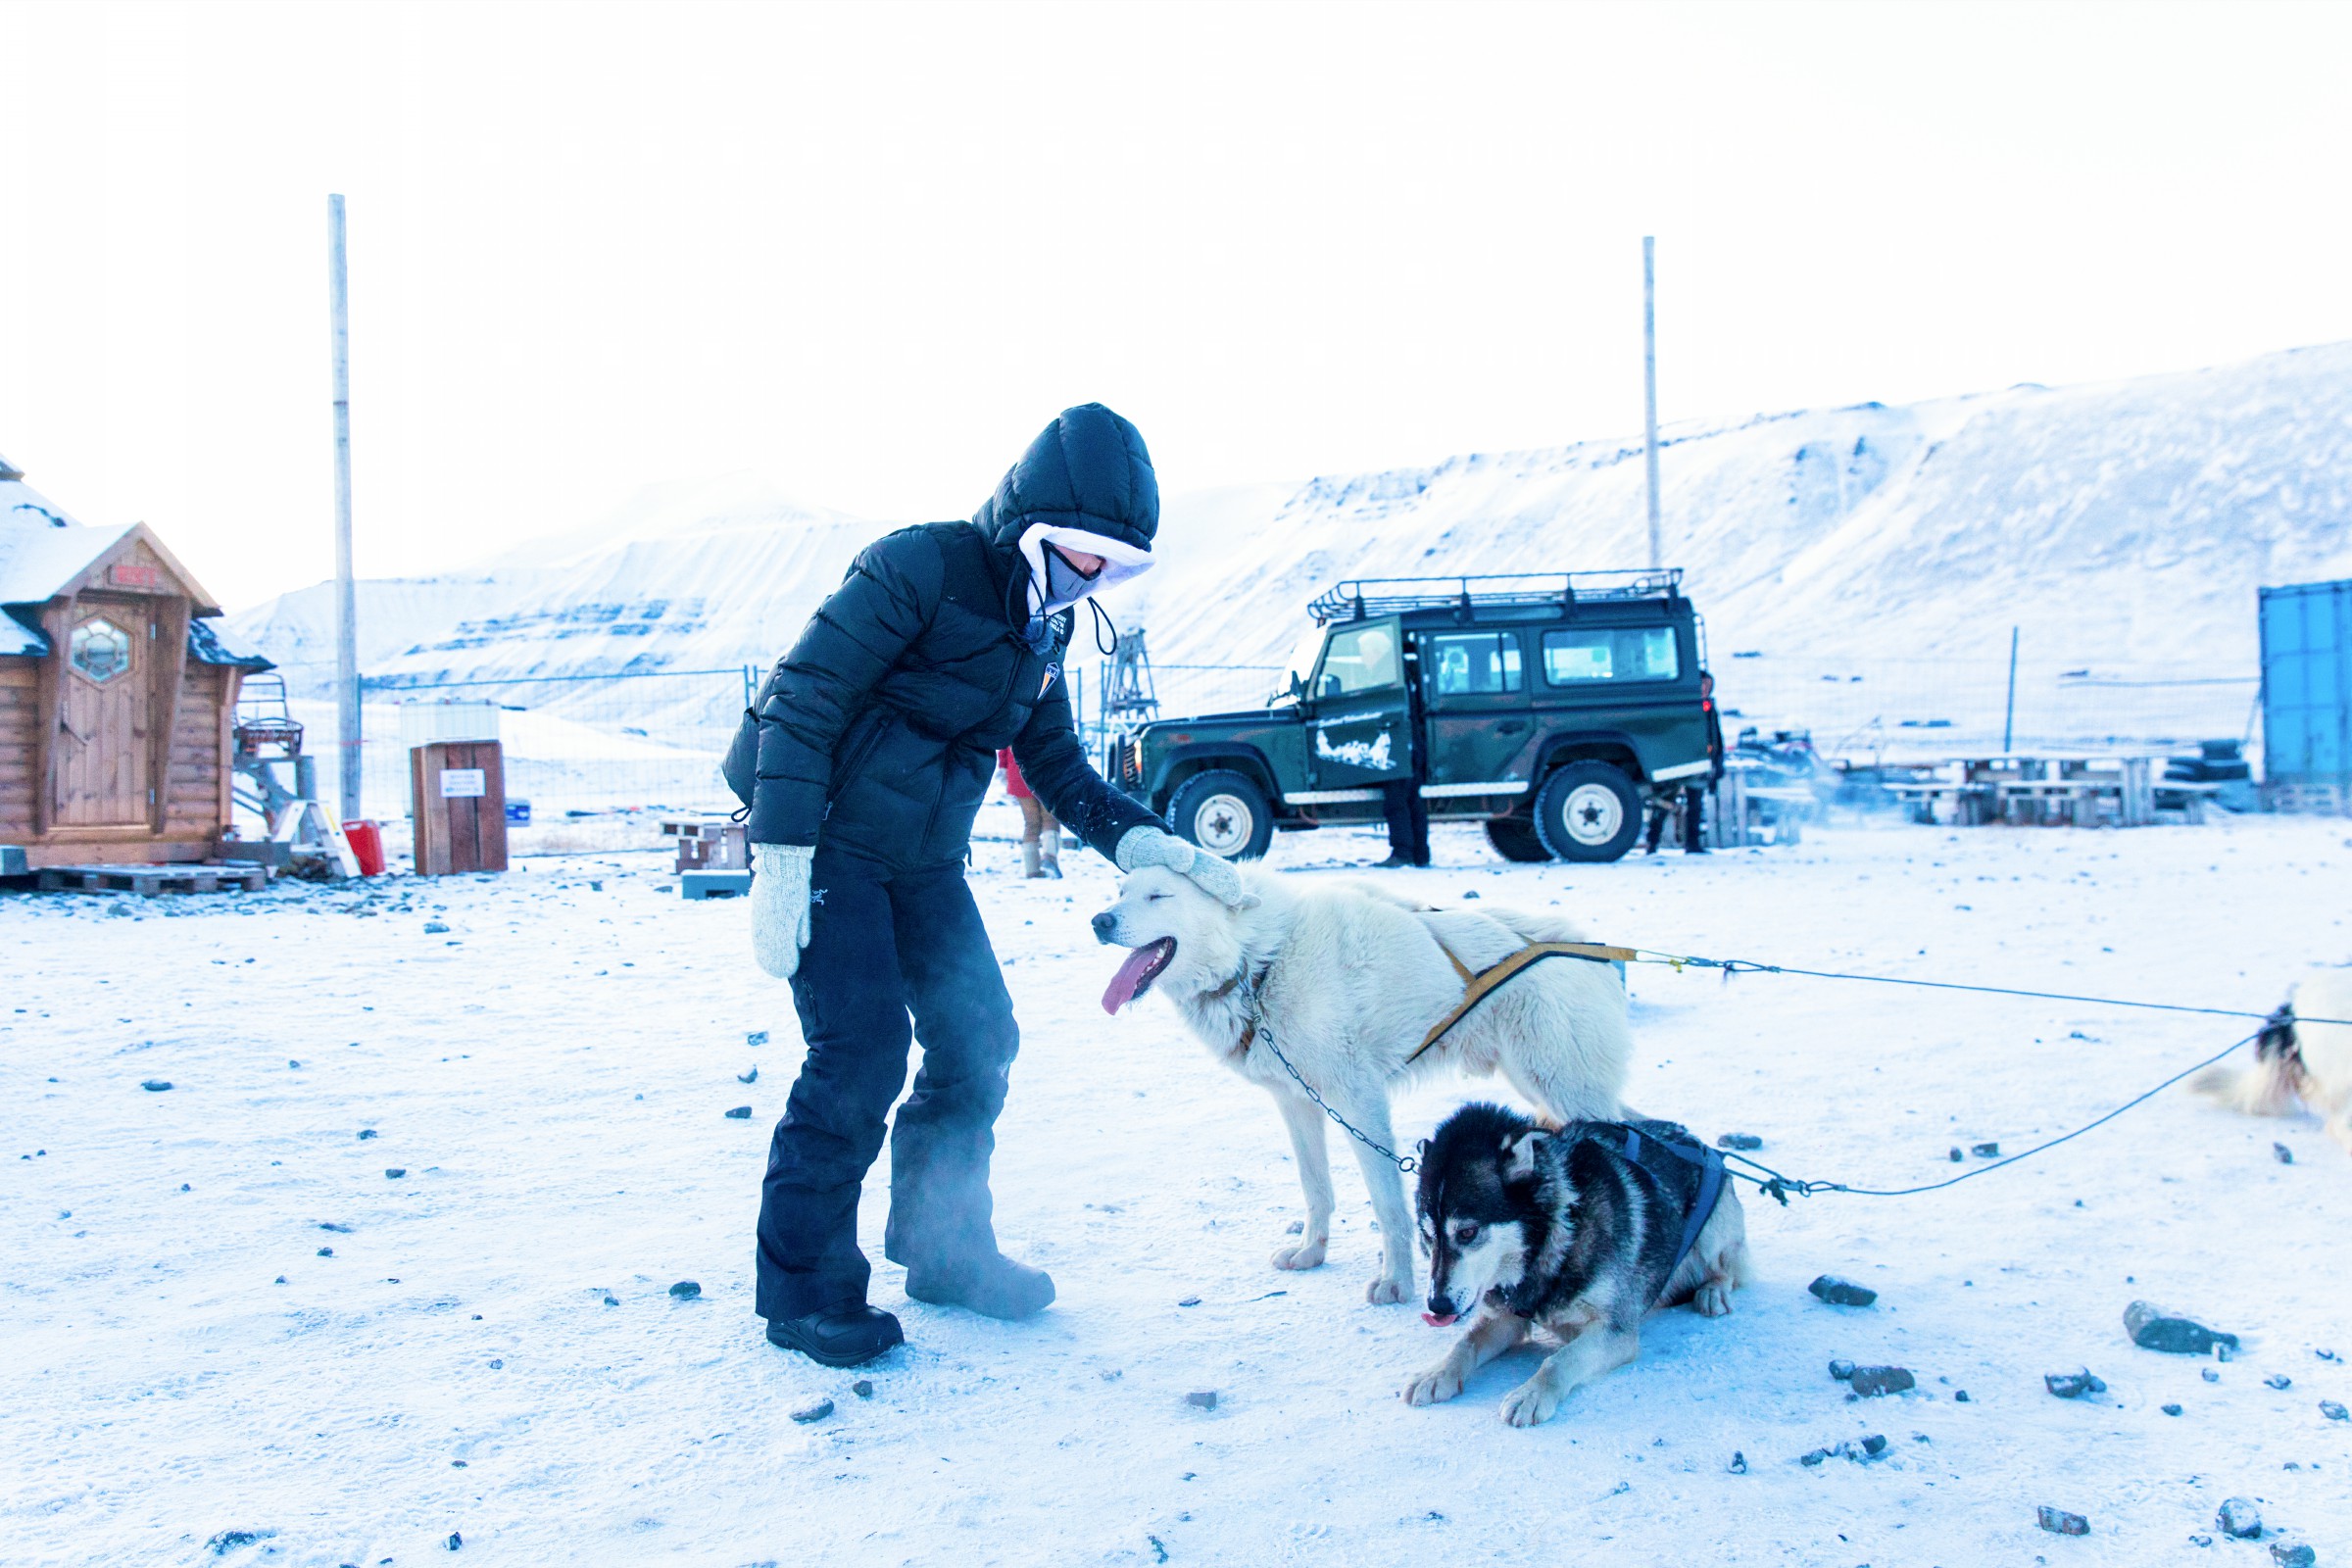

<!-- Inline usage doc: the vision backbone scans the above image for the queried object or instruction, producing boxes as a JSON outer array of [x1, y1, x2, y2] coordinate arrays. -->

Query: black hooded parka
[[739, 404, 1162, 869]]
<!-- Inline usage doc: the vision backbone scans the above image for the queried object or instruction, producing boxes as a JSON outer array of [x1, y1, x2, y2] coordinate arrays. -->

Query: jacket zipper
[[920, 634, 1040, 854], [826, 710, 892, 811]]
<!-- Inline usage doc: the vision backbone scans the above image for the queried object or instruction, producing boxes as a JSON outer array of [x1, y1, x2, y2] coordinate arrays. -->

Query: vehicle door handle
[[1495, 719, 1528, 735]]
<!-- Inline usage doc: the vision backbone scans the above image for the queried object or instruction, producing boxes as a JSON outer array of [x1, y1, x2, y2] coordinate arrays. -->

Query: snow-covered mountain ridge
[[230, 344, 2352, 715]]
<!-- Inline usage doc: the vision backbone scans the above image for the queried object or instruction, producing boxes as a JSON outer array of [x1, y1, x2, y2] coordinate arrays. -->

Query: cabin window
[[71, 617, 132, 684], [1426, 632, 1524, 696], [1541, 626, 1680, 685]]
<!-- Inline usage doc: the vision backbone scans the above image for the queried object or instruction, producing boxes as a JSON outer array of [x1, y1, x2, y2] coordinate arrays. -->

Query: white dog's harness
[[1401, 931, 1639, 1067], [1227, 917, 1645, 1177]]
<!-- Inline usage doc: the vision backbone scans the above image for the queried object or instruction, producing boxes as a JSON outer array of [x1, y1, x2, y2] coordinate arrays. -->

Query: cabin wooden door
[[55, 598, 155, 826]]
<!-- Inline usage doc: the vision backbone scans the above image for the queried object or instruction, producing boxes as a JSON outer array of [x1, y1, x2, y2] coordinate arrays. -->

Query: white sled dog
[[1091, 865, 1631, 1304], [2193, 971, 2352, 1156]]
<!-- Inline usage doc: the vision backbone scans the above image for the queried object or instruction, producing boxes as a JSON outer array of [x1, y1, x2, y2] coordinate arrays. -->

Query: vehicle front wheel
[[1167, 769, 1275, 861], [1533, 762, 1643, 862], [1484, 816, 1551, 863]]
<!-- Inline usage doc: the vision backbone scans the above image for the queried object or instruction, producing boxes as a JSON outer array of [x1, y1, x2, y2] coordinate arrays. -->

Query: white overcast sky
[[6, 0, 2350, 612]]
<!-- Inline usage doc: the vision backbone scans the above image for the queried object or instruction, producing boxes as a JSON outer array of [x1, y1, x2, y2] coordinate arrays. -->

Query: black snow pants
[[1381, 780, 1431, 866], [1643, 785, 1709, 854], [754, 846, 1018, 1320]]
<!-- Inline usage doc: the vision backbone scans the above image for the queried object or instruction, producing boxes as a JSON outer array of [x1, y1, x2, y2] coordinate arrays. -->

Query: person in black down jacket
[[744, 404, 1247, 1367]]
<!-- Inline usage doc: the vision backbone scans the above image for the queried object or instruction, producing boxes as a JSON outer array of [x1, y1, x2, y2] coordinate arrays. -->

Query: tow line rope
[[1717, 1027, 2263, 1205], [1616, 950, 2352, 1028], [1267, 926, 2345, 1194], [1405, 939, 2352, 1067]]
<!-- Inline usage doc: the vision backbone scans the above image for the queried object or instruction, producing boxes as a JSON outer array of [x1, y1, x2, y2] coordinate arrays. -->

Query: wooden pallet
[[680, 869, 753, 900], [37, 862, 269, 896]]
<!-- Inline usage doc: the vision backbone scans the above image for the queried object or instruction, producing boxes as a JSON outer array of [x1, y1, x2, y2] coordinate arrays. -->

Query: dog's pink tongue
[[1422, 1311, 1458, 1328], [1102, 944, 1163, 1015]]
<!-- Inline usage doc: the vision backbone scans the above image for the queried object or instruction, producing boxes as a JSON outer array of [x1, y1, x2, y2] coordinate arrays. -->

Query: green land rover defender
[[1109, 572, 1720, 863]]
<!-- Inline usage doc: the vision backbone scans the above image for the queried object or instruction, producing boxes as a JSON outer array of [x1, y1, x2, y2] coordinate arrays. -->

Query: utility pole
[[1642, 235, 1662, 571], [2002, 625, 2021, 754], [328, 194, 360, 819]]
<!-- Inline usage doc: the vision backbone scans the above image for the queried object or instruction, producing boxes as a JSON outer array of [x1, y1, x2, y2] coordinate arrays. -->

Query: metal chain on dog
[[1251, 1021, 1420, 1175]]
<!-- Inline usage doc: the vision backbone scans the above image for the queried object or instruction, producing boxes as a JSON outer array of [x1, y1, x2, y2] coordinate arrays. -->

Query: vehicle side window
[[1426, 632, 1523, 696], [1319, 624, 1402, 696], [1541, 626, 1681, 685]]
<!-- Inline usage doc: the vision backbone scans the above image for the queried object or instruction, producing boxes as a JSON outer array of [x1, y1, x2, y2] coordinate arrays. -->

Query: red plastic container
[[343, 819, 386, 877]]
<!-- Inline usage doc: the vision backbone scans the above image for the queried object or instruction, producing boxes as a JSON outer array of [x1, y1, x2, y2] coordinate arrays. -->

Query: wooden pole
[[2002, 625, 2020, 753], [328, 194, 361, 819], [1642, 236, 1662, 571]]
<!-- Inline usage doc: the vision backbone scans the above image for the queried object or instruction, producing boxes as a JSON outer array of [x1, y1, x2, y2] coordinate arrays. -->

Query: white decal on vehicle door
[[1314, 727, 1394, 769]]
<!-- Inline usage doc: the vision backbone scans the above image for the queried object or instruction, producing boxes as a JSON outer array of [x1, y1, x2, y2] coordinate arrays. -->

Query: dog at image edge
[[1404, 1102, 1750, 1427], [1092, 864, 1631, 1304], [2192, 970, 2352, 1155]]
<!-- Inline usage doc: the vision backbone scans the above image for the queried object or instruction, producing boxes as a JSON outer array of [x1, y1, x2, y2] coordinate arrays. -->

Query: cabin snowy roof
[[0, 476, 135, 608], [1, 607, 41, 657], [186, 615, 273, 669], [0, 461, 269, 667]]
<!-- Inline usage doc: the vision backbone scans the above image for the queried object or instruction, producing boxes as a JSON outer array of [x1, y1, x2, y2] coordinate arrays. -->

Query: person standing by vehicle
[[1377, 775, 1431, 868], [996, 747, 1060, 878], [1643, 669, 1724, 855], [1345, 625, 1429, 869], [736, 405, 1247, 1369]]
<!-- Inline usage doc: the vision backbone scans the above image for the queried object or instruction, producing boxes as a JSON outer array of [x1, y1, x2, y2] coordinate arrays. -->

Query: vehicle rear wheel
[[1483, 817, 1551, 863], [1533, 762, 1643, 862], [1167, 769, 1275, 861]]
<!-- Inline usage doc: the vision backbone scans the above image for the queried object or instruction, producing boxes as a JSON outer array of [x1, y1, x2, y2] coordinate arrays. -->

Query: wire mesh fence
[[309, 667, 755, 821], [284, 642, 2259, 833], [1710, 655, 2261, 763], [1071, 662, 1287, 752]]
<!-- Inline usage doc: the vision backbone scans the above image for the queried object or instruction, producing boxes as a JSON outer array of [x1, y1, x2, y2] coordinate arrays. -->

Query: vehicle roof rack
[[1304, 569, 1683, 625]]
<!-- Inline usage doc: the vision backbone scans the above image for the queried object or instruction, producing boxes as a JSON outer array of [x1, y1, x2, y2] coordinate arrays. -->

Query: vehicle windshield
[[1275, 626, 1327, 704]]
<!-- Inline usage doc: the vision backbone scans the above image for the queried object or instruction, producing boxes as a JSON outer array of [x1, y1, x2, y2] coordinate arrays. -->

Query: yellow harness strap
[[1406, 939, 1639, 1065]]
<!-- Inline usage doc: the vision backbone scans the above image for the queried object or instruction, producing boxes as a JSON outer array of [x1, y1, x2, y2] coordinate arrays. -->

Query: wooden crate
[[666, 819, 747, 874], [410, 740, 509, 876]]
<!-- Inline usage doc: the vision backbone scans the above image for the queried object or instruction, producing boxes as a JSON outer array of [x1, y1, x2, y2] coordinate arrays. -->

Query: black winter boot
[[765, 1304, 904, 1367], [904, 1254, 1056, 1320]]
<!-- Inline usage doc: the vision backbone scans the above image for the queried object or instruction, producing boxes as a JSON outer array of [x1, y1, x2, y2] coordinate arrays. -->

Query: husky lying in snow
[[2193, 971, 2352, 1155], [1091, 866, 1631, 1304], [1404, 1102, 1750, 1427]]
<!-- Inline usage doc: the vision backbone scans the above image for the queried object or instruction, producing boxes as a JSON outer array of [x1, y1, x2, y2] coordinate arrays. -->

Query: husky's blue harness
[[1597, 1121, 1728, 1280]]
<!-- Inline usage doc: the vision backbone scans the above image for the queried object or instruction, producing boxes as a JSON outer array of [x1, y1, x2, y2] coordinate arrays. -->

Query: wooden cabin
[[1, 454, 272, 868]]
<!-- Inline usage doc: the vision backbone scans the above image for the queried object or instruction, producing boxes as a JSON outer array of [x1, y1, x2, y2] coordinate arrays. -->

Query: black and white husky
[[1404, 1102, 1750, 1427]]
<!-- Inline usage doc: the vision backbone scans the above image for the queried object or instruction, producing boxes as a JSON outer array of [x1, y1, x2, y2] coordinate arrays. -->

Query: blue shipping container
[[2259, 577, 2352, 788]]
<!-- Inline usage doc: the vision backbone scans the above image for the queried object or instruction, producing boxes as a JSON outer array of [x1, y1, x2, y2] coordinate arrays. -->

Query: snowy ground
[[4, 814, 2349, 1566]]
